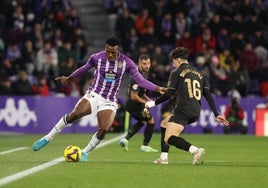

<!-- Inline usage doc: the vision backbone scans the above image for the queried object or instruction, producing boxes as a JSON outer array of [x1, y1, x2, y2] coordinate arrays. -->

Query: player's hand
[[55, 76, 70, 84], [157, 87, 167, 95], [216, 115, 230, 126], [145, 101, 156, 108]]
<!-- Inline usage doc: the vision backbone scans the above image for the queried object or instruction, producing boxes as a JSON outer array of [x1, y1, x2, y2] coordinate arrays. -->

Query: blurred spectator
[[12, 5, 25, 31], [58, 78, 81, 97], [57, 57, 80, 96], [104, 0, 124, 15], [185, 0, 202, 28], [139, 26, 158, 52], [224, 97, 248, 134], [152, 45, 167, 66], [193, 55, 210, 78], [0, 58, 17, 78], [32, 74, 50, 96], [104, 0, 124, 33], [6, 43, 22, 63], [174, 11, 188, 39], [131, 42, 149, 62], [209, 55, 233, 96], [64, 8, 81, 36], [230, 31, 246, 58], [114, 8, 135, 52], [244, 12, 263, 37], [59, 57, 77, 76], [238, 43, 260, 79], [229, 12, 246, 34], [50, 27, 64, 49], [0, 77, 14, 95], [71, 27, 87, 61], [219, 48, 235, 73], [75, 38, 87, 66], [128, 28, 139, 53], [58, 40, 78, 66], [160, 12, 173, 35], [164, 0, 184, 18], [237, 0, 255, 20], [195, 27, 216, 55], [153, 0, 166, 36], [71, 27, 86, 49], [21, 39, 36, 75], [24, 12, 36, 36], [11, 70, 34, 95], [42, 11, 56, 40], [201, 0, 219, 22], [254, 41, 268, 66], [134, 8, 154, 36], [30, 23, 44, 51], [229, 59, 250, 97], [175, 30, 196, 60], [216, 26, 231, 53], [125, 0, 143, 14], [207, 13, 223, 36], [36, 40, 58, 79]]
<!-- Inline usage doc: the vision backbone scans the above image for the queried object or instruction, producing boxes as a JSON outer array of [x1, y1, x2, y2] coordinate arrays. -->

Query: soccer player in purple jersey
[[145, 47, 229, 165], [32, 36, 166, 161]]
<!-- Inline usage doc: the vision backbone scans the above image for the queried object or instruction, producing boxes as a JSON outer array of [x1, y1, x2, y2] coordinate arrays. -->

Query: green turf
[[0, 133, 268, 188]]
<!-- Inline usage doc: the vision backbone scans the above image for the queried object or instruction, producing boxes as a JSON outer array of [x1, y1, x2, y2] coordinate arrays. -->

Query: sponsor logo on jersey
[[104, 71, 117, 82]]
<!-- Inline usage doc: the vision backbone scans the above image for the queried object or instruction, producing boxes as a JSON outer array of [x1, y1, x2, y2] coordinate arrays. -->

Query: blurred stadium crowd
[[1, 0, 268, 99]]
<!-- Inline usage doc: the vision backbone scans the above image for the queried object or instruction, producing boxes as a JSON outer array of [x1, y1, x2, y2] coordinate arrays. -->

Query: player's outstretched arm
[[145, 89, 175, 108], [216, 115, 230, 126]]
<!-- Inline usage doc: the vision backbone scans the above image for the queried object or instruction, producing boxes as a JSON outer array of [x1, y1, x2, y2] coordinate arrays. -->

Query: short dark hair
[[139, 54, 150, 61], [169, 47, 189, 60], [105, 36, 121, 46]]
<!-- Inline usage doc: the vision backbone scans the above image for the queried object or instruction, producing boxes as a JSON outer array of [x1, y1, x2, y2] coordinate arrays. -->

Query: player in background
[[32, 36, 166, 162], [119, 54, 158, 152], [146, 47, 229, 165]]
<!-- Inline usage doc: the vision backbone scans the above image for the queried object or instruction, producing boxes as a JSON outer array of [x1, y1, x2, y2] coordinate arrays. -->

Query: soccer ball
[[63, 145, 82, 162]]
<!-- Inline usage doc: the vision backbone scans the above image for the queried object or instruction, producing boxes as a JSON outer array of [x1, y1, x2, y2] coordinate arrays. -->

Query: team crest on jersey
[[104, 71, 117, 82], [132, 84, 139, 90]]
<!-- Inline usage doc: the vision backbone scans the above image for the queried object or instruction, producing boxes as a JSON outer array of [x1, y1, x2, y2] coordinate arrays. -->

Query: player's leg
[[140, 117, 158, 152], [154, 115, 170, 164], [119, 107, 144, 151], [81, 109, 116, 161], [165, 121, 205, 165], [32, 98, 92, 151], [120, 121, 143, 151], [125, 121, 144, 141]]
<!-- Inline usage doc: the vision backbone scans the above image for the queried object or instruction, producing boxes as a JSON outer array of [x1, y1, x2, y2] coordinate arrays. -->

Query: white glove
[[145, 101, 156, 108]]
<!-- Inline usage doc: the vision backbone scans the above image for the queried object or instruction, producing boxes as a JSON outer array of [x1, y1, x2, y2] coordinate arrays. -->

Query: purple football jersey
[[70, 51, 140, 102]]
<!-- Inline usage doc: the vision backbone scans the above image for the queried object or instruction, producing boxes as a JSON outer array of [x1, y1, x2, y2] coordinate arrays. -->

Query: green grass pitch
[[0, 133, 268, 188]]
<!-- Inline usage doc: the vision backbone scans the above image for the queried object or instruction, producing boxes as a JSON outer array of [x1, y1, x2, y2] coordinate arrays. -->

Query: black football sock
[[125, 121, 144, 140], [161, 127, 170, 152], [167, 135, 191, 152], [143, 122, 155, 146]]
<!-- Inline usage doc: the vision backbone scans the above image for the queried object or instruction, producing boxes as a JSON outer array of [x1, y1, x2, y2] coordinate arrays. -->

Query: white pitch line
[[0, 147, 28, 155], [0, 134, 125, 187]]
